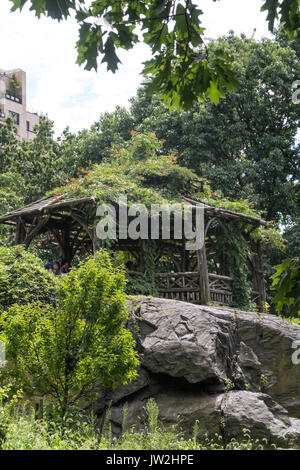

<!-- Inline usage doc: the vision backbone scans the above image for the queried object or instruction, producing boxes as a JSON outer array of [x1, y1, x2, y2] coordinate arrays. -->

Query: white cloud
[[0, 0, 270, 136], [200, 0, 270, 39]]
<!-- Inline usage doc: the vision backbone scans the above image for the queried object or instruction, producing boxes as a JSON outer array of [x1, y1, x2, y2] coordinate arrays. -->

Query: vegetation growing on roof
[[50, 132, 196, 206], [49, 132, 281, 248]]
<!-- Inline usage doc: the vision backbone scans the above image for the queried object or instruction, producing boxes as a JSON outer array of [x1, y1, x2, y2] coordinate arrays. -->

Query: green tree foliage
[[9, 0, 300, 108], [0, 251, 139, 416], [262, 0, 300, 40], [58, 106, 134, 177], [271, 257, 300, 316], [0, 116, 22, 175], [0, 116, 66, 206], [54, 34, 298, 224], [0, 173, 24, 216], [128, 34, 300, 223], [285, 217, 300, 257], [0, 173, 26, 242], [14, 117, 65, 203], [0, 246, 55, 313]]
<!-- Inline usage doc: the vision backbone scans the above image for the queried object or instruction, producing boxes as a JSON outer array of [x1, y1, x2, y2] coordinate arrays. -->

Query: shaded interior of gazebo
[[0, 194, 267, 309]]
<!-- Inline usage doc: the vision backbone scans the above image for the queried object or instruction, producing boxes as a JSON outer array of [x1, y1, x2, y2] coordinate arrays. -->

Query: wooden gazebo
[[0, 194, 268, 309]]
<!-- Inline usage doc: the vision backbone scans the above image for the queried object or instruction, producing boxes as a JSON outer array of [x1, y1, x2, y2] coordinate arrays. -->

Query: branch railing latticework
[[155, 271, 234, 305]]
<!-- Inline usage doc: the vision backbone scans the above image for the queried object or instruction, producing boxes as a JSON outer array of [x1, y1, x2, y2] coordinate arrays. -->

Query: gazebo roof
[[0, 194, 268, 227], [0, 195, 96, 224]]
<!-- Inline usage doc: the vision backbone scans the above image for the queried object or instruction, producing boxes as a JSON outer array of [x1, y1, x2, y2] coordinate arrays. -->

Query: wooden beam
[[15, 217, 26, 244], [251, 241, 267, 310], [24, 215, 50, 248], [197, 247, 210, 305], [70, 211, 93, 241], [183, 197, 268, 226]]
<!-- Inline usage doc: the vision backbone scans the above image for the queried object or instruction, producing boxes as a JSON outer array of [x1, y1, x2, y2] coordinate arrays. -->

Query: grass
[[0, 399, 273, 451]]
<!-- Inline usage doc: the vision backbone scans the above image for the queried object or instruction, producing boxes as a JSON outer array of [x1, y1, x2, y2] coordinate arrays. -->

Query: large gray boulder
[[137, 300, 234, 386], [96, 297, 300, 447]]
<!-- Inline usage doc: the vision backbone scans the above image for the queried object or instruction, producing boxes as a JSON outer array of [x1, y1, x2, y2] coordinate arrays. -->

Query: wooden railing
[[128, 270, 260, 307], [155, 271, 233, 306], [208, 273, 233, 305], [155, 271, 202, 303]]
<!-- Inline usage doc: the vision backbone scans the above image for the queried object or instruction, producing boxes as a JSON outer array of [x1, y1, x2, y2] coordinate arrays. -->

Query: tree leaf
[[101, 35, 122, 73]]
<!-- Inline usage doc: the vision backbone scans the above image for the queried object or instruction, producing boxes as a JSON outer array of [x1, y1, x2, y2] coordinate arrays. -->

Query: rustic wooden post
[[70, 211, 95, 255], [181, 238, 187, 272], [197, 245, 210, 305], [59, 227, 74, 265], [249, 238, 266, 311], [92, 227, 102, 254], [15, 218, 26, 245], [252, 241, 266, 311]]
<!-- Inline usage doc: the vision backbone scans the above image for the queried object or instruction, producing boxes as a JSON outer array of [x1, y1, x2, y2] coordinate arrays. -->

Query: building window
[[9, 111, 20, 126], [26, 121, 30, 132]]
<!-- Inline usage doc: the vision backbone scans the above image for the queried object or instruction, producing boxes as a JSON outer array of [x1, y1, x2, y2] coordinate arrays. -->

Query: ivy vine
[[126, 240, 158, 297], [217, 222, 252, 310]]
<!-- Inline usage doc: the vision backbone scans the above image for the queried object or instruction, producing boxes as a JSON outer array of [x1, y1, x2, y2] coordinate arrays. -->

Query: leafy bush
[[271, 257, 300, 317], [0, 245, 55, 313], [0, 251, 139, 416], [285, 317, 300, 326], [126, 272, 157, 296]]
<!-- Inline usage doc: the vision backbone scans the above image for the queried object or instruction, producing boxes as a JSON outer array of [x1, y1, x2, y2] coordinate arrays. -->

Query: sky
[[0, 0, 271, 136]]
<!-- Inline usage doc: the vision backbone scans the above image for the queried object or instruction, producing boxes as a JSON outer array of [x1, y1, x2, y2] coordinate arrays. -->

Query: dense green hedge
[[0, 246, 55, 313]]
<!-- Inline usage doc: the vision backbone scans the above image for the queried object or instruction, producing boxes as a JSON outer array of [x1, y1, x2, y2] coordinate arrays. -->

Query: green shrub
[[0, 245, 55, 313], [0, 250, 139, 416], [285, 317, 300, 326], [271, 258, 300, 317]]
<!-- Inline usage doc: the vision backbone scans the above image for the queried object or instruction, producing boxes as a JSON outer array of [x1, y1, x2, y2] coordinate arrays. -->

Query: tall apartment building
[[0, 68, 39, 140]]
